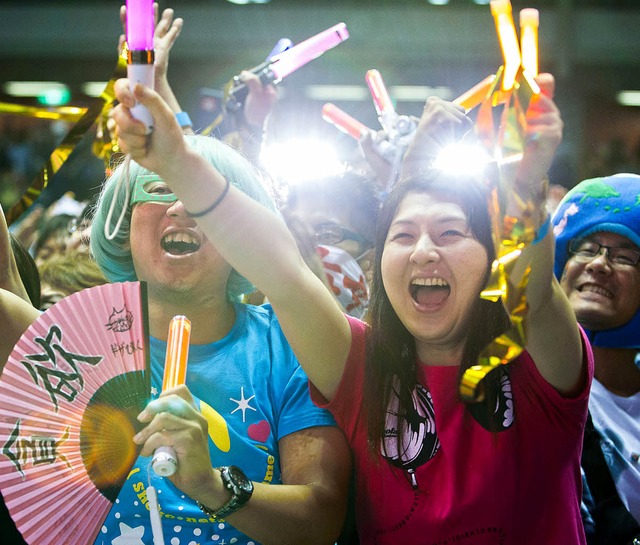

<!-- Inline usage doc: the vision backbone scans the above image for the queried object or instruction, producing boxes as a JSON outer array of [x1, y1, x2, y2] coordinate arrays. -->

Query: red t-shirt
[[311, 316, 593, 545]]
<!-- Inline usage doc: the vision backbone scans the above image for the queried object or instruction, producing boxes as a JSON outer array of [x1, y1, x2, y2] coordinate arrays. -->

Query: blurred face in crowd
[[66, 216, 92, 254], [39, 283, 66, 311], [287, 188, 370, 261], [34, 230, 69, 268]]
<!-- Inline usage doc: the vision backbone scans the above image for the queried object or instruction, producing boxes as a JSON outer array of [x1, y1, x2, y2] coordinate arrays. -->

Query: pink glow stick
[[126, 0, 155, 132], [126, 0, 154, 51], [269, 22, 349, 81], [322, 103, 369, 140], [365, 69, 400, 137], [365, 69, 394, 118]]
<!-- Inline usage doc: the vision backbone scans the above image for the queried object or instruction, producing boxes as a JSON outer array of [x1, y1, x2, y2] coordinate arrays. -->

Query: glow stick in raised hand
[[490, 0, 521, 91], [151, 315, 191, 477], [520, 8, 539, 77], [269, 22, 349, 80], [453, 75, 497, 113], [224, 23, 349, 112], [267, 38, 294, 60], [322, 103, 370, 140], [126, 0, 155, 132], [365, 69, 396, 134]]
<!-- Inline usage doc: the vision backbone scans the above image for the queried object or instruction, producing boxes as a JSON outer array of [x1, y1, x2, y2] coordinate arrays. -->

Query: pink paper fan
[[0, 281, 150, 545]]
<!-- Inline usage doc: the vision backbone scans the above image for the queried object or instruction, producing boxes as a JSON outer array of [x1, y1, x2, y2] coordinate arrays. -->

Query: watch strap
[[196, 466, 253, 520]]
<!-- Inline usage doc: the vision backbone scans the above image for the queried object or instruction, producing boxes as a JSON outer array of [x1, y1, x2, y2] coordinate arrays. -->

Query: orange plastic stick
[[520, 8, 539, 77], [162, 315, 191, 390], [453, 75, 497, 112], [490, 0, 521, 91], [322, 103, 369, 140]]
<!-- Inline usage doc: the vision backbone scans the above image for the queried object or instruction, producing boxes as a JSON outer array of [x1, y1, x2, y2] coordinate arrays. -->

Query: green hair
[[90, 135, 277, 301]]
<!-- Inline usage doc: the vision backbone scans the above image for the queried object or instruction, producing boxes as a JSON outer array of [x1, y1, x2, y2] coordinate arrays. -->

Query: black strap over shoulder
[[582, 412, 640, 545]]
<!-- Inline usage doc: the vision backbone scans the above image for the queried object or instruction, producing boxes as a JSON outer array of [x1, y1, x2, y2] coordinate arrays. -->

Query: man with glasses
[[552, 173, 640, 544]]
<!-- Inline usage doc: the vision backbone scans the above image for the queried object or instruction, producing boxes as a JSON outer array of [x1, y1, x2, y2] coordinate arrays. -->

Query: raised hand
[[516, 72, 563, 202], [401, 97, 472, 179], [119, 4, 187, 123], [111, 78, 185, 174], [239, 70, 278, 129]]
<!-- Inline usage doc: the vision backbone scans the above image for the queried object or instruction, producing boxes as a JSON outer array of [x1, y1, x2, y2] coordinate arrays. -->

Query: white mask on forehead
[[316, 244, 370, 319]]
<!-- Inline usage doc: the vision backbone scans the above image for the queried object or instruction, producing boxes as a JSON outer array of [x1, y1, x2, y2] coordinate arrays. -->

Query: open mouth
[[578, 283, 613, 299], [410, 277, 451, 306], [161, 233, 201, 256]]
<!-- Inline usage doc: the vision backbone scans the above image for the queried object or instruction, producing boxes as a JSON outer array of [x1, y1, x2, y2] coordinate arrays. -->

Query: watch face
[[227, 466, 254, 495]]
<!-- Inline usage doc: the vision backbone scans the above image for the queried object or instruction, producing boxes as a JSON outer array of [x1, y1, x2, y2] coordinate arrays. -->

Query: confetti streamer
[[4, 53, 127, 226], [460, 1, 545, 402]]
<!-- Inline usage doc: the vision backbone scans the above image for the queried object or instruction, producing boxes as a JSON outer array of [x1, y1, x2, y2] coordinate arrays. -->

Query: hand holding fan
[[0, 281, 150, 545]]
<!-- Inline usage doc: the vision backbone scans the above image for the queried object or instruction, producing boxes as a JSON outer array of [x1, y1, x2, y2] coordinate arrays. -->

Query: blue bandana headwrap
[[551, 173, 640, 348]]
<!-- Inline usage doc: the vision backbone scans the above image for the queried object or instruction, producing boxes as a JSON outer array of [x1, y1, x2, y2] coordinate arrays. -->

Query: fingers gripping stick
[[151, 315, 191, 477]]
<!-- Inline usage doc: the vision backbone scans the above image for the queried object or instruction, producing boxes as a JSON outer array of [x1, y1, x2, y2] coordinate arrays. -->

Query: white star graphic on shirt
[[151, 386, 158, 397], [112, 522, 145, 544], [230, 387, 256, 422]]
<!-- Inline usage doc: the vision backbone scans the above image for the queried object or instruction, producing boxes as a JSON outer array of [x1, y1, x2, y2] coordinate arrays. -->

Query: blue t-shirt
[[94, 303, 335, 545]]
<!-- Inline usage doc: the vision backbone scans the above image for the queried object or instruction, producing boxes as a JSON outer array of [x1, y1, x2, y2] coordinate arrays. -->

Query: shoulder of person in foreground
[[0, 288, 40, 370], [0, 205, 41, 366]]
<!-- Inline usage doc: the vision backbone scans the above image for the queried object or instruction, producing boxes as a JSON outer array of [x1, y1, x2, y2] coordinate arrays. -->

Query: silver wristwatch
[[197, 466, 254, 520]]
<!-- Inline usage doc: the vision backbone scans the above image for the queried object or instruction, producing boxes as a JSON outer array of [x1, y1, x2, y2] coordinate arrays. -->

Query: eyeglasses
[[314, 222, 367, 247], [568, 238, 640, 267], [130, 174, 179, 206], [67, 217, 91, 235]]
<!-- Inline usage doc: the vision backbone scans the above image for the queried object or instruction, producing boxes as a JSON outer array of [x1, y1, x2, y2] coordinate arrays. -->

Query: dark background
[[1, 0, 639, 207]]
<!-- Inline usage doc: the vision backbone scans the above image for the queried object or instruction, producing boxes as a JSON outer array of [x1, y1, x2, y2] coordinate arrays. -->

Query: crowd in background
[[0, 4, 638, 545]]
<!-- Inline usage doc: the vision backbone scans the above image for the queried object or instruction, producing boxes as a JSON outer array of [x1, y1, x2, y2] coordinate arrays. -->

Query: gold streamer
[[0, 103, 87, 123], [200, 111, 225, 137], [4, 52, 127, 226], [459, 2, 545, 402]]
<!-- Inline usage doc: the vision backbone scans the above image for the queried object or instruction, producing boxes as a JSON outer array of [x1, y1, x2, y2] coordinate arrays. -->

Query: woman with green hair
[[86, 134, 352, 545], [91, 134, 275, 301]]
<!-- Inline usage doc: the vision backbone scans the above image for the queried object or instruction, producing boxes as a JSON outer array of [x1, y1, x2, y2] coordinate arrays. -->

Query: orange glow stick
[[152, 315, 191, 477], [453, 75, 497, 112], [322, 103, 369, 140], [162, 315, 191, 390], [520, 8, 539, 77], [490, 0, 521, 91]]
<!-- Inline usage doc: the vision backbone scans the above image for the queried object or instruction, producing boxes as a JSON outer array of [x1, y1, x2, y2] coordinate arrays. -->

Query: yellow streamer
[[3, 51, 127, 226], [459, 2, 545, 402], [0, 103, 87, 123]]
